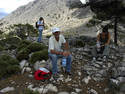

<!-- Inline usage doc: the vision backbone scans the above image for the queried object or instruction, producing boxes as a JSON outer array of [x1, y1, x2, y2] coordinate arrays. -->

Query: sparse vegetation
[[17, 40, 31, 52], [75, 39, 85, 47], [0, 55, 20, 79], [23, 89, 39, 94], [0, 36, 21, 50], [46, 34, 51, 39], [27, 42, 47, 52], [16, 40, 48, 62], [0, 45, 4, 51], [30, 49, 48, 64], [16, 48, 30, 61], [86, 16, 101, 27], [44, 23, 49, 30]]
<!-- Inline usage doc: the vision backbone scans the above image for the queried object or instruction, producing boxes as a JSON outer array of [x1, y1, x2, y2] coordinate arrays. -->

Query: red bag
[[34, 68, 52, 80]]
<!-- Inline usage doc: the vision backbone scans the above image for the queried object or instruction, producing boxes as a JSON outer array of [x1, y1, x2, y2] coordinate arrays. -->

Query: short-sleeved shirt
[[37, 20, 44, 30], [48, 34, 66, 53]]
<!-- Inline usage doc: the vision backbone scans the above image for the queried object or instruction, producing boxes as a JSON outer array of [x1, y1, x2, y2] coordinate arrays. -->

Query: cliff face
[[0, 0, 92, 32]]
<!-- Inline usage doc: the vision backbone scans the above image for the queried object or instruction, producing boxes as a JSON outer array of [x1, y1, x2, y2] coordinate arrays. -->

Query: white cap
[[52, 27, 60, 33]]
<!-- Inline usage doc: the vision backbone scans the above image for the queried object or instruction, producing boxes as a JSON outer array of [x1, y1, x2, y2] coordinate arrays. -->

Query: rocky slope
[[0, 0, 92, 33], [0, 36, 125, 94]]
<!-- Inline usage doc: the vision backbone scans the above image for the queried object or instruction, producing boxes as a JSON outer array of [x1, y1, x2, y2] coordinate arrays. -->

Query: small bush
[[46, 35, 51, 39], [16, 48, 30, 61], [0, 37, 21, 50], [8, 44, 18, 50], [0, 40, 5, 46], [23, 89, 39, 94], [86, 18, 101, 27], [44, 24, 49, 30], [30, 49, 48, 64], [0, 45, 4, 51], [3, 37, 21, 45], [17, 40, 31, 52], [27, 42, 47, 53], [0, 55, 20, 79], [75, 40, 85, 47], [88, 41, 96, 46]]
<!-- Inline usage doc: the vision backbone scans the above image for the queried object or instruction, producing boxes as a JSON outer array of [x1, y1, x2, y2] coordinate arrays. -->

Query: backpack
[[34, 68, 52, 80], [35, 21, 39, 28]]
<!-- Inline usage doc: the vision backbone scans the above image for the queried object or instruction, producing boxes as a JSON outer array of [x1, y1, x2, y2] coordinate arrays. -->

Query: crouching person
[[48, 27, 72, 79], [92, 25, 111, 62]]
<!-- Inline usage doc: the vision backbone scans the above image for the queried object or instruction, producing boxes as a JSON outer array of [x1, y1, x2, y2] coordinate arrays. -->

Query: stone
[[19, 60, 28, 69], [58, 92, 69, 94], [0, 87, 15, 93], [82, 76, 91, 84], [88, 89, 98, 94]]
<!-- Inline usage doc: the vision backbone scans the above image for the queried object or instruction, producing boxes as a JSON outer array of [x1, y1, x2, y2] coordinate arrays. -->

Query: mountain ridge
[[0, 0, 92, 32]]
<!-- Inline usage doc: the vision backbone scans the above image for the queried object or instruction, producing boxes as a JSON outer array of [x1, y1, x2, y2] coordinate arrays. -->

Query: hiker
[[92, 25, 111, 62], [37, 17, 45, 43], [48, 27, 72, 79]]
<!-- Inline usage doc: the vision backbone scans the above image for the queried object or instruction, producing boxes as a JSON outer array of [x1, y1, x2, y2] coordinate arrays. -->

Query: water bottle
[[62, 57, 66, 67], [96, 41, 101, 52]]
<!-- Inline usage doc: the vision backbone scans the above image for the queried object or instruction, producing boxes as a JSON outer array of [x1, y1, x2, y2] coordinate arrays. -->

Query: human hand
[[63, 51, 70, 56], [101, 44, 105, 47]]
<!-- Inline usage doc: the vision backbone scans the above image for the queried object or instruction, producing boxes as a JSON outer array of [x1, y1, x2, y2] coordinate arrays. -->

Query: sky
[[80, 0, 87, 4], [0, 0, 34, 19], [0, 0, 86, 19]]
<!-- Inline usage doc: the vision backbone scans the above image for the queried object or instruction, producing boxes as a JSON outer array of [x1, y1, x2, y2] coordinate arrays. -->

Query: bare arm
[[50, 50, 63, 55], [50, 41, 70, 56], [38, 20, 45, 27], [97, 34, 100, 42], [63, 42, 70, 51]]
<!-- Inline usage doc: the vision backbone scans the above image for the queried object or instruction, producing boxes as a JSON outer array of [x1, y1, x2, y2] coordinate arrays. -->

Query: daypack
[[34, 67, 52, 80], [35, 21, 39, 28]]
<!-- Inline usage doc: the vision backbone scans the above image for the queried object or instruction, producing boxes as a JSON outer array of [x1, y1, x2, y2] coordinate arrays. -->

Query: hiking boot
[[53, 73, 59, 80], [65, 71, 72, 75], [92, 57, 96, 62]]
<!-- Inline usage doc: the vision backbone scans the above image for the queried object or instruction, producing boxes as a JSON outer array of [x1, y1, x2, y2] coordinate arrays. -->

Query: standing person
[[48, 27, 72, 79], [92, 25, 111, 62], [37, 17, 45, 43]]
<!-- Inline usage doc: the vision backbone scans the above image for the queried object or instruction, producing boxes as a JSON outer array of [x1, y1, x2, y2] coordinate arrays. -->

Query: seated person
[[48, 27, 72, 79], [92, 25, 111, 62]]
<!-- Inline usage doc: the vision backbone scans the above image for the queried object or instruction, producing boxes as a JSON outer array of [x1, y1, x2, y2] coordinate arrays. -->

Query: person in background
[[92, 25, 111, 62], [37, 17, 45, 43], [48, 27, 72, 79]]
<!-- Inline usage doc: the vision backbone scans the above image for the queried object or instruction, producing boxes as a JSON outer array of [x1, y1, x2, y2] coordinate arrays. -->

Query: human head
[[52, 27, 60, 33], [52, 27, 60, 38], [102, 25, 108, 33], [39, 17, 43, 21]]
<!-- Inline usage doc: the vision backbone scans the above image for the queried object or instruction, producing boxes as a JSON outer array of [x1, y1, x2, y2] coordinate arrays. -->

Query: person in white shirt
[[37, 17, 45, 43], [48, 27, 72, 78]]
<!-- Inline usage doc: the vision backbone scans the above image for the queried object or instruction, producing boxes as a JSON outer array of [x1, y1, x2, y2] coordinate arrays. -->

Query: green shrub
[[0, 37, 21, 50], [23, 89, 39, 94], [0, 55, 20, 79], [75, 40, 85, 47], [27, 42, 47, 53], [46, 35, 51, 39], [0, 40, 5, 46], [16, 48, 30, 61], [30, 49, 48, 64], [44, 24, 49, 30], [86, 18, 101, 27], [17, 40, 31, 52], [3, 36, 21, 45], [0, 45, 4, 51]]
